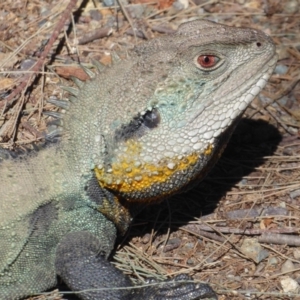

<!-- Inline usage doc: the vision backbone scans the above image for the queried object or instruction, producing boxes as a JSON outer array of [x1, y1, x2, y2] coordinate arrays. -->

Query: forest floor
[[1, 0, 300, 299]]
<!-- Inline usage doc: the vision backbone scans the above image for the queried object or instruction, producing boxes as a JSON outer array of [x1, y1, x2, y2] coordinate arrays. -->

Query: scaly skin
[[0, 20, 277, 299]]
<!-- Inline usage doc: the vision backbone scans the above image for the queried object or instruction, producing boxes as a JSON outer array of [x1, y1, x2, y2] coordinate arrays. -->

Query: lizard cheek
[[94, 140, 215, 203]]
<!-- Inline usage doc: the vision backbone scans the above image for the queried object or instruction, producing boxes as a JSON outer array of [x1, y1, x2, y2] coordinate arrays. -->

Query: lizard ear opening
[[142, 108, 160, 129]]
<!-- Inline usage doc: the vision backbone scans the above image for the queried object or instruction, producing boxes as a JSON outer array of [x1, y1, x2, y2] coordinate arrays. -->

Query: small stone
[[89, 9, 102, 21], [279, 201, 286, 208], [274, 64, 288, 75], [268, 257, 278, 266], [185, 242, 194, 249], [283, 0, 299, 14], [103, 0, 115, 6], [293, 249, 300, 260], [127, 4, 145, 19], [20, 59, 36, 71], [240, 238, 269, 263], [280, 276, 300, 293], [173, 0, 189, 10], [290, 189, 300, 199], [281, 260, 295, 273], [142, 233, 151, 244], [163, 238, 181, 252]]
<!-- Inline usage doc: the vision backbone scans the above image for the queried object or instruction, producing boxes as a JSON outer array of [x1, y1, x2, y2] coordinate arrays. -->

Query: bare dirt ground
[[0, 0, 300, 299]]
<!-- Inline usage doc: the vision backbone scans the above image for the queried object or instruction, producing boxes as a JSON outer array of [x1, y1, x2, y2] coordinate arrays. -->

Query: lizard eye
[[196, 55, 220, 70]]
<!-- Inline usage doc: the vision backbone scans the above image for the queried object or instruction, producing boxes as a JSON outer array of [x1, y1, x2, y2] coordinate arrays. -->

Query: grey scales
[[0, 19, 277, 299]]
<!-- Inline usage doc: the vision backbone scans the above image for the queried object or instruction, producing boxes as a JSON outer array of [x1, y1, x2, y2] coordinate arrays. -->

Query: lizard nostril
[[256, 42, 262, 47]]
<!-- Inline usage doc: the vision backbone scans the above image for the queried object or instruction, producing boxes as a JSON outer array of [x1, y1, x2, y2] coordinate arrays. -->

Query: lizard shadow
[[123, 118, 282, 243], [57, 118, 281, 298]]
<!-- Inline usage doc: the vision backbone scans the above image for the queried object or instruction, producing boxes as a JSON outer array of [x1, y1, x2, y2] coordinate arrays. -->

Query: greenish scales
[[0, 20, 277, 299]]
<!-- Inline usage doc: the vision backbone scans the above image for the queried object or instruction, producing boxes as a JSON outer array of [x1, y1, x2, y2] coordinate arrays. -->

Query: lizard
[[0, 19, 277, 300]]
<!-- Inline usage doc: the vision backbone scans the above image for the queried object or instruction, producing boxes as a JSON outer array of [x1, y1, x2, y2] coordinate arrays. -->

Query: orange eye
[[197, 55, 219, 68]]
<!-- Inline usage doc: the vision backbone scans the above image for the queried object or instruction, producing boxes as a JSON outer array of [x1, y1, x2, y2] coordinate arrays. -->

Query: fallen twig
[[1, 0, 78, 110]]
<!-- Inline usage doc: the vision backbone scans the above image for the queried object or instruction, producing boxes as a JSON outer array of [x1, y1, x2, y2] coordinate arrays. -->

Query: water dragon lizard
[[0, 20, 277, 299]]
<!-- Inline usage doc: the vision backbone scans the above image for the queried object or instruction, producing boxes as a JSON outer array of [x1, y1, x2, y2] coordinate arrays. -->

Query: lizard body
[[0, 20, 277, 299]]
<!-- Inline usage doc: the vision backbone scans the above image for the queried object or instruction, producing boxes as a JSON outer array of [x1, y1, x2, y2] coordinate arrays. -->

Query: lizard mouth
[[219, 52, 278, 117], [188, 50, 278, 129]]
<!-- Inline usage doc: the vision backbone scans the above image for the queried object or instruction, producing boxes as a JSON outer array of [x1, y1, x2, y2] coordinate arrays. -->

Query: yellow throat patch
[[94, 140, 213, 199]]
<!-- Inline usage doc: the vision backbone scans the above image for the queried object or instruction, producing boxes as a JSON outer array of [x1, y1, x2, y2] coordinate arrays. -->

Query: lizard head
[[93, 20, 278, 204]]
